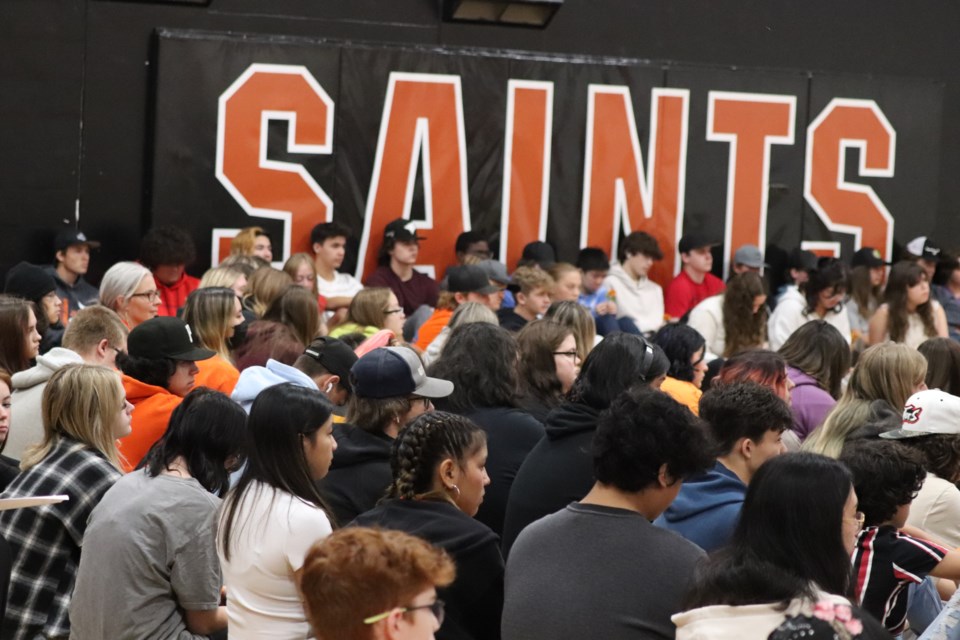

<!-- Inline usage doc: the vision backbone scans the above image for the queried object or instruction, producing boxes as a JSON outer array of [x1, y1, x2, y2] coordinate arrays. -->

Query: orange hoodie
[[120, 374, 183, 472]]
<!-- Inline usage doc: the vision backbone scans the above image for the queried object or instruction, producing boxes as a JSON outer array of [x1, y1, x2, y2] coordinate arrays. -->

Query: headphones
[[637, 337, 655, 382]]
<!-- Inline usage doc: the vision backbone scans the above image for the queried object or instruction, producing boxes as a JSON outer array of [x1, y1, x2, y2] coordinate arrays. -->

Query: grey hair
[[99, 261, 153, 311]]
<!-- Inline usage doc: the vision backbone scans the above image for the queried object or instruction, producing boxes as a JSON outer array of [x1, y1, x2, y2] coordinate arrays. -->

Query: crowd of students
[[1, 219, 960, 638]]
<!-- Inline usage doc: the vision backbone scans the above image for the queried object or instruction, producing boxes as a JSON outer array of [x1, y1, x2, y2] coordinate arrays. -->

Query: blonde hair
[[243, 267, 292, 317], [803, 342, 927, 458], [546, 300, 596, 361], [22, 364, 125, 471], [62, 306, 128, 355], [346, 288, 392, 329], [99, 262, 152, 312], [200, 266, 246, 293], [230, 226, 268, 257], [448, 301, 498, 329], [511, 266, 554, 295], [183, 287, 238, 363], [282, 253, 319, 295]]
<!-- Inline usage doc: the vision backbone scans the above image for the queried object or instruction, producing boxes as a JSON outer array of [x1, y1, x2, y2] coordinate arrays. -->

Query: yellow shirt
[[660, 377, 702, 416]]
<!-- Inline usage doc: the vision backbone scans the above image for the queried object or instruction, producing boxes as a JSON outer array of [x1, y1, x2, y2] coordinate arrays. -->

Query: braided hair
[[387, 411, 486, 502]]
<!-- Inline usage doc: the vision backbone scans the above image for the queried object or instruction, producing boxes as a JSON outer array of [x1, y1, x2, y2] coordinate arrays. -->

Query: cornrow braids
[[388, 411, 486, 501]]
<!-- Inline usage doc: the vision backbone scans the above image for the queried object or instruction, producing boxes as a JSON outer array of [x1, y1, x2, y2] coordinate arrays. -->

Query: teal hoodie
[[653, 461, 746, 552]]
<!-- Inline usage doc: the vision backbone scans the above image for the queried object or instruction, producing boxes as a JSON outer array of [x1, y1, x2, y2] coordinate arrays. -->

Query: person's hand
[[596, 301, 617, 316]]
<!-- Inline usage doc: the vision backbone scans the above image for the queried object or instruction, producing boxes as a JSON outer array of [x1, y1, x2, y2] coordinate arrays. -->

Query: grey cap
[[477, 259, 511, 285], [733, 244, 767, 269]]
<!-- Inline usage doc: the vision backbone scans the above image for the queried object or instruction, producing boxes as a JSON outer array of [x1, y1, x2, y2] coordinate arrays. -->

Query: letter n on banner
[[500, 80, 553, 271], [216, 63, 334, 263], [580, 87, 689, 284], [357, 73, 470, 281], [707, 92, 796, 278], [804, 99, 896, 262]]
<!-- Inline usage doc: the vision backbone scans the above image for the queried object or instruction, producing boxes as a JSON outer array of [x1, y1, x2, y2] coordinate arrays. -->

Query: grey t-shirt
[[70, 469, 222, 640], [503, 502, 706, 640]]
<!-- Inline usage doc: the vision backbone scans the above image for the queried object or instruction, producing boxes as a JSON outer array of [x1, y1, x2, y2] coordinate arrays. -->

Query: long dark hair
[[684, 453, 854, 608], [722, 272, 767, 358], [885, 261, 937, 343], [569, 333, 668, 410], [653, 323, 706, 383], [428, 323, 519, 412], [516, 320, 570, 409], [778, 320, 851, 399], [0, 295, 35, 374], [219, 383, 334, 560], [919, 337, 960, 396], [142, 388, 247, 496], [802, 258, 848, 314]]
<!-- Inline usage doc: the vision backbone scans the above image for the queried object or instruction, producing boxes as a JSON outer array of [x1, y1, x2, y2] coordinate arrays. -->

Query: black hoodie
[[352, 499, 504, 640], [316, 422, 393, 525], [501, 402, 601, 556]]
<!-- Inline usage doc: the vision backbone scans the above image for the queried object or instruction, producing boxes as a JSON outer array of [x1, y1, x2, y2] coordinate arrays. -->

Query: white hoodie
[[602, 263, 665, 334], [9, 347, 84, 460]]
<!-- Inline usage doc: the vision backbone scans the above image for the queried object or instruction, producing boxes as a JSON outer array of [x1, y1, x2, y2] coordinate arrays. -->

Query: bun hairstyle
[[387, 411, 486, 502]]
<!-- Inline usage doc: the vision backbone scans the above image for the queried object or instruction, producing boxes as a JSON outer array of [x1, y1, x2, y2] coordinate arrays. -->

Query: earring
[[447, 484, 461, 501]]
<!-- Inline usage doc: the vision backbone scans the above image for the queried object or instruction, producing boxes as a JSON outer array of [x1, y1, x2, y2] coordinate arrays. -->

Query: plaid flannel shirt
[[0, 438, 121, 639]]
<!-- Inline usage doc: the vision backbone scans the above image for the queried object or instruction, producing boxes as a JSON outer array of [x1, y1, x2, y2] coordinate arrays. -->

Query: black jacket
[[501, 402, 601, 556], [316, 422, 393, 525], [352, 499, 504, 640], [458, 407, 543, 537]]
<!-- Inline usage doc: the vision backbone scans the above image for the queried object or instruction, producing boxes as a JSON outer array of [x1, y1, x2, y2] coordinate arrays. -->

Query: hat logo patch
[[903, 404, 922, 424], [185, 325, 193, 342]]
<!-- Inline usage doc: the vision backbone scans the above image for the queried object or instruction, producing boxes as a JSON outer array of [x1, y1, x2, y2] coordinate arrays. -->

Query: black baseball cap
[[851, 247, 889, 269], [787, 248, 818, 272], [302, 337, 359, 393], [350, 347, 454, 399], [384, 219, 425, 243], [520, 241, 556, 268], [128, 317, 215, 361], [54, 229, 100, 253], [447, 265, 500, 295], [678, 233, 719, 254]]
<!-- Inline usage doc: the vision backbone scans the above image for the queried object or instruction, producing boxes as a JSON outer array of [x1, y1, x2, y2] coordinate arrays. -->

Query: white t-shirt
[[317, 272, 363, 300], [218, 482, 333, 639], [767, 287, 851, 351]]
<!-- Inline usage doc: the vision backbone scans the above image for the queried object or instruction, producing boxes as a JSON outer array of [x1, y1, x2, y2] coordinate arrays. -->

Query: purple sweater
[[786, 365, 837, 441]]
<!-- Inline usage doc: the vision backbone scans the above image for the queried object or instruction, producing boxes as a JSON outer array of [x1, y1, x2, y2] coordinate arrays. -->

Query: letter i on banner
[[500, 80, 553, 271], [706, 91, 796, 278], [804, 99, 896, 262], [357, 73, 471, 281], [216, 63, 334, 264], [579, 87, 689, 284]]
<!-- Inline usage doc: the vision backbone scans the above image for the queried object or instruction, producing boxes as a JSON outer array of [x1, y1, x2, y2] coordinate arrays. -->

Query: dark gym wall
[[1, 0, 957, 279]]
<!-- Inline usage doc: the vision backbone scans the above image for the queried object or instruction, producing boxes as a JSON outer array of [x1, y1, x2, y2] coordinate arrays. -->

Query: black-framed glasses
[[364, 599, 445, 625], [553, 350, 579, 361], [130, 290, 161, 301]]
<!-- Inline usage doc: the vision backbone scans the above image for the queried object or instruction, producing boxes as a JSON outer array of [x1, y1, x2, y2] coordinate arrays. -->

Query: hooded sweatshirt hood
[[231, 358, 318, 413], [329, 423, 392, 469], [352, 499, 498, 556], [654, 461, 746, 552], [11, 347, 84, 391], [543, 402, 601, 440]]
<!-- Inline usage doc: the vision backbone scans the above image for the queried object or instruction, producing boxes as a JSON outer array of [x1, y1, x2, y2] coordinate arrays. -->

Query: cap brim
[[474, 284, 500, 295], [878, 428, 932, 440], [415, 376, 454, 399], [168, 347, 216, 362]]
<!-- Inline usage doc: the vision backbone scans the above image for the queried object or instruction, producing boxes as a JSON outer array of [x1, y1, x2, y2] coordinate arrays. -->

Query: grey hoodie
[[8, 347, 84, 460]]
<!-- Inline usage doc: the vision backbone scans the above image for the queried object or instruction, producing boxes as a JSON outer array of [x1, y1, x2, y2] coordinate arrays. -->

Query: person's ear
[[324, 375, 339, 394], [438, 458, 458, 488], [657, 463, 672, 488], [55, 250, 66, 264], [739, 437, 755, 460], [515, 292, 527, 307], [96, 338, 110, 359], [383, 607, 407, 639], [312, 242, 322, 256], [453, 292, 467, 305]]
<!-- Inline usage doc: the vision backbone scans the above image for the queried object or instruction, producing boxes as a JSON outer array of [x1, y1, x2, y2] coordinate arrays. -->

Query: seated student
[[545, 300, 598, 361], [46, 228, 101, 324], [730, 244, 766, 275], [920, 337, 960, 396], [415, 265, 500, 350], [775, 247, 817, 305], [9, 306, 127, 461], [687, 272, 768, 359], [230, 225, 273, 263], [664, 233, 724, 322], [884, 389, 960, 549], [655, 382, 791, 552], [503, 387, 713, 640], [673, 453, 887, 640], [423, 302, 499, 367], [330, 287, 406, 340], [117, 317, 215, 471], [428, 323, 545, 536], [4, 261, 64, 353], [352, 412, 503, 640], [311, 221, 364, 323], [140, 225, 201, 317], [0, 365, 127, 638], [516, 320, 580, 423], [182, 286, 245, 394], [841, 438, 960, 636], [99, 261, 160, 330], [653, 323, 709, 416], [502, 333, 669, 555], [869, 261, 948, 350], [847, 247, 888, 348], [603, 231, 666, 334], [365, 219, 439, 340], [497, 266, 553, 332], [577, 247, 640, 337], [318, 346, 453, 524], [769, 257, 851, 351], [301, 527, 456, 640], [70, 388, 246, 639], [546, 262, 582, 303]]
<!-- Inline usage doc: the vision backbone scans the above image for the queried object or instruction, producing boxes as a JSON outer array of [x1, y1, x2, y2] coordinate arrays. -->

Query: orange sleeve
[[195, 356, 240, 395], [414, 309, 453, 350], [118, 394, 183, 472]]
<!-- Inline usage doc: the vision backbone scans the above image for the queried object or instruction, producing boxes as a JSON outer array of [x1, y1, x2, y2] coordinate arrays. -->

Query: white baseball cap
[[880, 389, 960, 439]]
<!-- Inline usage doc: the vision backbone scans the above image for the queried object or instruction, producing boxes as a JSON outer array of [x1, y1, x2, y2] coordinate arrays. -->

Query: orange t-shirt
[[660, 376, 703, 416], [414, 308, 454, 350], [195, 356, 240, 395], [120, 374, 183, 472]]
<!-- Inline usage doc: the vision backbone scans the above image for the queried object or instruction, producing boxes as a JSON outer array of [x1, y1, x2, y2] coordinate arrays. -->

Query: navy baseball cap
[[350, 347, 454, 399]]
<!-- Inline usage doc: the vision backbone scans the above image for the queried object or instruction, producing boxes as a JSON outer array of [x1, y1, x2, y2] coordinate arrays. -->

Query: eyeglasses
[[408, 396, 432, 409], [384, 307, 404, 315], [364, 599, 445, 625], [130, 290, 161, 301], [553, 350, 579, 361], [846, 511, 866, 530]]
